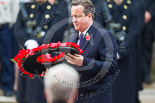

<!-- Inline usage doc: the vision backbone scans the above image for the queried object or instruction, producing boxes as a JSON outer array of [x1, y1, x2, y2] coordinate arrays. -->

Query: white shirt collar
[[78, 24, 92, 36]]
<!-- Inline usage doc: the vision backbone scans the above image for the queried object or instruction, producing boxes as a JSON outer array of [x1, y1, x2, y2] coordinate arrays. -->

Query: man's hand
[[65, 53, 84, 66], [145, 11, 152, 23]]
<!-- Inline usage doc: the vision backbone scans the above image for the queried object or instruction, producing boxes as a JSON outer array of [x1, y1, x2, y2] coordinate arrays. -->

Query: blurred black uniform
[[14, 0, 68, 46], [141, 0, 155, 83], [14, 0, 68, 103], [104, 0, 144, 103], [91, 0, 105, 27]]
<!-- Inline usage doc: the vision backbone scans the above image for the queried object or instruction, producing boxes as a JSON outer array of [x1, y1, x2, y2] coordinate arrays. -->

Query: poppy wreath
[[13, 42, 84, 78]]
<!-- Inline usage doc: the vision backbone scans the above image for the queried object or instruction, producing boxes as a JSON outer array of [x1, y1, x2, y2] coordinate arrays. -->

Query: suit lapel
[[69, 33, 78, 43], [80, 24, 96, 51], [72, 35, 78, 43]]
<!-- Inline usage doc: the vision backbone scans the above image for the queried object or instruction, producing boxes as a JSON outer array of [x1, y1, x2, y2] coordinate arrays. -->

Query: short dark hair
[[72, 0, 95, 19]]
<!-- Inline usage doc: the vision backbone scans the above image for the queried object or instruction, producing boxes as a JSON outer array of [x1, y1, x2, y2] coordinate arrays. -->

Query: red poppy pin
[[85, 32, 90, 41]]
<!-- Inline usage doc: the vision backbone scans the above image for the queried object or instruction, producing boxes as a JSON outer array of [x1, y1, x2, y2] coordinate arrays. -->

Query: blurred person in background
[[0, 0, 19, 96], [141, 0, 155, 84], [134, 0, 145, 103], [103, 0, 144, 103], [14, 0, 68, 103], [44, 63, 80, 103], [91, 0, 105, 27]]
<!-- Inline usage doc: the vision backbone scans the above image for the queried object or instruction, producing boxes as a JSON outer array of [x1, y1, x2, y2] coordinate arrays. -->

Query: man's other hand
[[65, 53, 84, 66]]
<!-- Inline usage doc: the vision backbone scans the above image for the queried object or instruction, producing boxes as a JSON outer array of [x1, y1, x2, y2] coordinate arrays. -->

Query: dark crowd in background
[[0, 0, 155, 103]]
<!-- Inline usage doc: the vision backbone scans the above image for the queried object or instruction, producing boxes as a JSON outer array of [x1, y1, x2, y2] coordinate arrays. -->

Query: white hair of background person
[[44, 63, 80, 103]]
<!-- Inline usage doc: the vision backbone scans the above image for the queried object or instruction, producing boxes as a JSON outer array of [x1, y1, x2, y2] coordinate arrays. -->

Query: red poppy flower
[[60, 43, 67, 47], [77, 48, 84, 54], [38, 74, 42, 76], [37, 46, 43, 51], [14, 54, 20, 62], [29, 51, 35, 55], [29, 74, 33, 78], [20, 67, 25, 72], [41, 44, 50, 49], [18, 61, 22, 67], [25, 49, 30, 54], [59, 52, 65, 57], [24, 71, 29, 75], [19, 49, 26, 54], [50, 43, 59, 48], [73, 44, 80, 49], [44, 54, 51, 59], [31, 47, 39, 52], [85, 35, 90, 41], [52, 56, 57, 61]]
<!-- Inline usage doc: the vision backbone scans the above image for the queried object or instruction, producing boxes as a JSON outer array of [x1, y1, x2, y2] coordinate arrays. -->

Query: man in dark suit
[[65, 0, 117, 103]]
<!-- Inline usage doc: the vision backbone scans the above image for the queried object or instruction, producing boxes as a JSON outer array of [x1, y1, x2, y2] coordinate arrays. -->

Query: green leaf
[[86, 32, 89, 36], [18, 44, 25, 49], [11, 59, 17, 64]]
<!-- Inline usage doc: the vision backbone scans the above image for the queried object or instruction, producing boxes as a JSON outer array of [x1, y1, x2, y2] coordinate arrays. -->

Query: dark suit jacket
[[69, 23, 117, 103]]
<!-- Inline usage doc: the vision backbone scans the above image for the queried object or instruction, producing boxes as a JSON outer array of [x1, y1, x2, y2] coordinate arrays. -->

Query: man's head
[[71, 0, 95, 32], [44, 63, 80, 103]]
